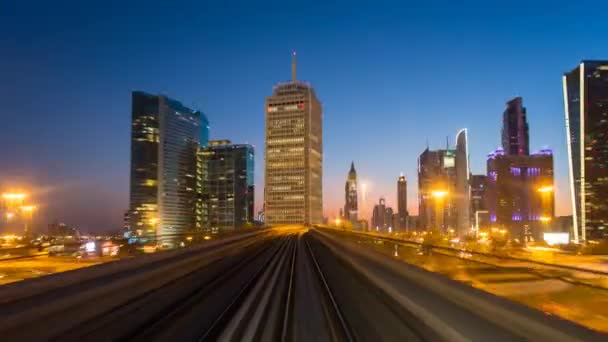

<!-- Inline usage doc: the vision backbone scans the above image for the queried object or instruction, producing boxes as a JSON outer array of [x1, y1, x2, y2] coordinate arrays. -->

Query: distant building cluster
[[124, 54, 607, 248], [340, 60, 608, 245]]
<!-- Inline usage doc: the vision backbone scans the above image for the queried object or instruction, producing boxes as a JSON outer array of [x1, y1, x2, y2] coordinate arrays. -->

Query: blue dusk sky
[[1, 0, 607, 232]]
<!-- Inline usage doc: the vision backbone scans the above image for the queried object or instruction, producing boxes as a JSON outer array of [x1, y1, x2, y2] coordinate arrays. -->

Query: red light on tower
[[299, 103, 305, 109]]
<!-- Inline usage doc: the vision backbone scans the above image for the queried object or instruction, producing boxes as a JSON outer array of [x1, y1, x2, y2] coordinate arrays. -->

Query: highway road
[[0, 227, 604, 341]]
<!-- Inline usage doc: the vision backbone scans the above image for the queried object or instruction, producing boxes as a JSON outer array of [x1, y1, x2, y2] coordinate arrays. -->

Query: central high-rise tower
[[264, 52, 323, 225]]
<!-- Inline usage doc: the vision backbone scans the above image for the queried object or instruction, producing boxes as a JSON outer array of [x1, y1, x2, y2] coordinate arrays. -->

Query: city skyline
[[2, 1, 608, 231]]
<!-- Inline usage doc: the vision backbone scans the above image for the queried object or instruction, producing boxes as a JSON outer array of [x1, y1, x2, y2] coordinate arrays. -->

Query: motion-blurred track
[[0, 227, 604, 341]]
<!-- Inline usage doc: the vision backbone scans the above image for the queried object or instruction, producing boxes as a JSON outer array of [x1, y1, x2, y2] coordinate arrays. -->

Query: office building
[[264, 52, 323, 225], [344, 162, 358, 223], [455, 129, 471, 235], [128, 91, 202, 248], [196, 140, 254, 233], [371, 198, 394, 233], [397, 174, 408, 231], [502, 97, 529, 156], [470, 175, 488, 229], [563, 61, 608, 241], [486, 148, 555, 241], [418, 148, 456, 232]]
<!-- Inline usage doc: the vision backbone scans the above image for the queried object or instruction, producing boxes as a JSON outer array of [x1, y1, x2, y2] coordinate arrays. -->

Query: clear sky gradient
[[1, 0, 607, 232]]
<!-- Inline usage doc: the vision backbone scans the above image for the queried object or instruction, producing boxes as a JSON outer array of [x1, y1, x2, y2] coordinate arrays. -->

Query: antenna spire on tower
[[291, 50, 297, 82]]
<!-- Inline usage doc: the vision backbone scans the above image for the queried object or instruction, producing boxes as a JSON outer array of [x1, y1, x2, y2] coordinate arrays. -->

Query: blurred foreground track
[[0, 227, 604, 341]]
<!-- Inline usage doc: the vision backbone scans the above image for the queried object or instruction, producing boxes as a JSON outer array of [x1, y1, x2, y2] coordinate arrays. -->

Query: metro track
[[0, 228, 604, 342]]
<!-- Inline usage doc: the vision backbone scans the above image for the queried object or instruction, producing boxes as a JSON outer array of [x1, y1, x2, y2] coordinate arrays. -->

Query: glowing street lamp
[[537, 186, 554, 193], [539, 216, 552, 222], [6, 212, 14, 220], [20, 205, 37, 213], [431, 190, 449, 199], [2, 192, 27, 200]]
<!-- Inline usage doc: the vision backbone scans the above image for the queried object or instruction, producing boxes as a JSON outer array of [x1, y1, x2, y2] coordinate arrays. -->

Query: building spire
[[349, 161, 355, 174], [291, 51, 297, 82]]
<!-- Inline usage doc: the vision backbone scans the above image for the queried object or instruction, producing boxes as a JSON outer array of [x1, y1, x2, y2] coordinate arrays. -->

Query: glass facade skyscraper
[[344, 162, 358, 224], [455, 128, 470, 235], [563, 61, 608, 241], [129, 91, 201, 248], [196, 140, 254, 233], [397, 174, 408, 231], [502, 97, 530, 156], [418, 148, 457, 232]]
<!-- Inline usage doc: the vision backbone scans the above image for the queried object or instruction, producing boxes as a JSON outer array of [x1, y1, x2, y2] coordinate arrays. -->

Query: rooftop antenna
[[291, 51, 297, 82], [446, 136, 449, 150]]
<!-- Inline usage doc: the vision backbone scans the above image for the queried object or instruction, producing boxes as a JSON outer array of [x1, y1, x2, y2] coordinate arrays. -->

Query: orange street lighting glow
[[2, 193, 27, 200], [431, 190, 448, 198], [6, 212, 15, 219], [20, 205, 37, 212], [539, 216, 552, 222], [537, 186, 554, 193]]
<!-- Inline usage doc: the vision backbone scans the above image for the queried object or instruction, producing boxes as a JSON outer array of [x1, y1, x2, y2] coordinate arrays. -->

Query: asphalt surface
[[0, 228, 604, 341]]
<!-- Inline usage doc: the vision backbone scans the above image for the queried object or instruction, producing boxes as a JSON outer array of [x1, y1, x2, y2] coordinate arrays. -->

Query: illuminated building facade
[[502, 97, 530, 156], [418, 148, 456, 232], [397, 174, 408, 231], [264, 53, 323, 225], [470, 174, 488, 227], [128, 91, 202, 248], [563, 61, 608, 241], [344, 162, 358, 223], [196, 140, 254, 233], [486, 148, 554, 241]]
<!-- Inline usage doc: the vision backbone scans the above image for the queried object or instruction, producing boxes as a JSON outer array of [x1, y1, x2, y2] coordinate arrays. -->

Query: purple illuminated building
[[486, 148, 554, 241]]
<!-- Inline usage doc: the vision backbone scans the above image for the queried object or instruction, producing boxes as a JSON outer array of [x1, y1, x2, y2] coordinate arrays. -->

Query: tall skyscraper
[[502, 97, 530, 156], [129, 91, 202, 248], [455, 129, 470, 235], [196, 140, 254, 233], [264, 52, 323, 225], [563, 61, 608, 242], [418, 148, 456, 232], [344, 162, 358, 223], [397, 174, 408, 231]]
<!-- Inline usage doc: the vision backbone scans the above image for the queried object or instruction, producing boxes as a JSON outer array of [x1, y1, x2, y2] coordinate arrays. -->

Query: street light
[[537, 186, 553, 193], [2, 192, 27, 200]]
